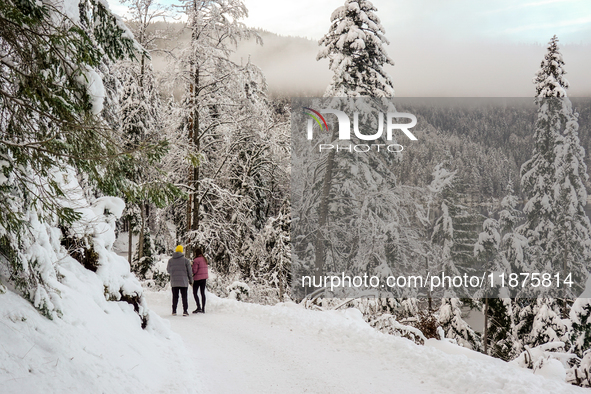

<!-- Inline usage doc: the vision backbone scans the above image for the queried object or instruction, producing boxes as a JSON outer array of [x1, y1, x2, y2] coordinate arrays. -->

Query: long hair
[[194, 247, 208, 263]]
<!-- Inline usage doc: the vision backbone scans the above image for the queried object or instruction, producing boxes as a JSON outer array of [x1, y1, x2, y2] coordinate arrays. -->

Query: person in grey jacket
[[167, 245, 193, 316]]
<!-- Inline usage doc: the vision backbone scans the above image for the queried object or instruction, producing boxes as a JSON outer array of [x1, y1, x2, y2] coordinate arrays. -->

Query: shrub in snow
[[569, 350, 591, 387], [512, 341, 574, 383], [438, 297, 481, 350], [132, 230, 156, 279], [240, 200, 291, 301], [569, 277, 591, 358], [414, 310, 440, 340], [227, 281, 250, 301], [141, 256, 170, 290], [369, 313, 426, 345], [529, 298, 570, 349], [60, 229, 101, 272]]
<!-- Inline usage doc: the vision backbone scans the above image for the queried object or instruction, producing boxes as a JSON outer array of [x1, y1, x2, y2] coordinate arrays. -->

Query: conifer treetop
[[317, 0, 395, 97], [533, 35, 569, 98]]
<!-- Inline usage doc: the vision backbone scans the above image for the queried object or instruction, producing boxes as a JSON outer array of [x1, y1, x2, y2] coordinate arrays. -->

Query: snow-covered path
[[145, 290, 585, 394], [146, 291, 440, 393]]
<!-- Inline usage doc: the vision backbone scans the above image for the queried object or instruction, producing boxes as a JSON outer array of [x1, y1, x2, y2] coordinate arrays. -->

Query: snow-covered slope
[[0, 169, 197, 394], [0, 263, 197, 393], [147, 290, 587, 394]]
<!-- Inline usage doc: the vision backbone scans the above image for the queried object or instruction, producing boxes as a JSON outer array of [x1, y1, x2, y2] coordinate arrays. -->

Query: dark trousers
[[193, 279, 207, 311], [172, 286, 188, 314]]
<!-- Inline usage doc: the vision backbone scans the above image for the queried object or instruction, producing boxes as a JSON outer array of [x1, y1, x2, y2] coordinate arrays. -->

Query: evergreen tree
[[473, 181, 524, 359], [112, 0, 180, 268], [486, 298, 514, 361], [552, 101, 591, 298], [295, 1, 429, 298], [570, 297, 591, 358], [528, 298, 570, 348], [498, 180, 532, 276], [570, 277, 591, 358], [474, 217, 504, 356], [242, 200, 291, 301], [0, 0, 148, 316], [474, 218, 501, 269], [431, 165, 482, 284], [438, 297, 482, 350], [520, 35, 591, 297], [317, 0, 395, 97]]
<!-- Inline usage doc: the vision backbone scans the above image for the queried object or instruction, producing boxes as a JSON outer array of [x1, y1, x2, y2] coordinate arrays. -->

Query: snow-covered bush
[[141, 255, 170, 290], [227, 281, 251, 301], [240, 201, 291, 301], [438, 297, 481, 350], [369, 313, 427, 345], [569, 350, 591, 387], [512, 341, 576, 382]]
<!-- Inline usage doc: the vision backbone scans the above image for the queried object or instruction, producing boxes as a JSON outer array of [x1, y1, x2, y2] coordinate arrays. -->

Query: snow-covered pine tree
[[520, 35, 591, 298], [552, 97, 591, 299], [241, 200, 291, 301], [438, 296, 482, 350], [173, 0, 256, 249], [528, 298, 570, 348], [112, 0, 180, 273], [317, 0, 395, 97], [296, 1, 426, 298], [492, 180, 531, 359], [570, 296, 591, 358], [474, 217, 500, 354], [498, 179, 532, 277], [0, 0, 142, 317], [474, 218, 502, 277], [473, 216, 516, 359], [569, 276, 591, 359], [431, 163, 482, 285], [486, 298, 514, 360], [311, 0, 397, 284]]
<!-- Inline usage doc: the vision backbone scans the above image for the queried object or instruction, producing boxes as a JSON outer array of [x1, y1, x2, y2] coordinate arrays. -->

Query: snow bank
[[190, 294, 585, 394], [0, 168, 198, 393], [0, 260, 197, 394]]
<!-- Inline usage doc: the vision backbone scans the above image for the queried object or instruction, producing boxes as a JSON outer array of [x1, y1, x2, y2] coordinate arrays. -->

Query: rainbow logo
[[304, 107, 329, 133]]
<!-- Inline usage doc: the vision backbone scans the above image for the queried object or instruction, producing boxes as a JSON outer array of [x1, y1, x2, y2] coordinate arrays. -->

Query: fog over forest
[[149, 22, 591, 97]]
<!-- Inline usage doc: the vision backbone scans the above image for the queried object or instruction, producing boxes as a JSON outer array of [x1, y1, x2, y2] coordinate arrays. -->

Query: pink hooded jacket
[[192, 256, 209, 281]]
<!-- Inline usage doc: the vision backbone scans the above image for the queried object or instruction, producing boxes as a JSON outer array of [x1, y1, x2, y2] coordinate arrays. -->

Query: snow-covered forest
[[1, 0, 591, 392]]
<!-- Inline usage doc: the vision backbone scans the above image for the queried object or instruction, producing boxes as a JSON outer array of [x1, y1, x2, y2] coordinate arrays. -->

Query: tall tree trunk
[[188, 63, 200, 259], [426, 256, 432, 311], [562, 242, 569, 319], [128, 217, 133, 264], [313, 129, 338, 288], [279, 257, 285, 302], [138, 202, 145, 263], [483, 297, 489, 354], [186, 81, 194, 239]]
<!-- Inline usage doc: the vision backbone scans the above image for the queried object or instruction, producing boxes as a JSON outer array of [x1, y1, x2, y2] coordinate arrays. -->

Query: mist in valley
[[147, 22, 591, 98]]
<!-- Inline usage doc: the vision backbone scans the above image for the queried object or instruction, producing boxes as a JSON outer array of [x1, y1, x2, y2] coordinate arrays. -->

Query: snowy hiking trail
[[145, 291, 586, 394], [146, 291, 447, 394]]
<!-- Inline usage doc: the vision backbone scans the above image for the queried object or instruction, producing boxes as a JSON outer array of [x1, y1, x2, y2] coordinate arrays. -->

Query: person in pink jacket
[[192, 247, 209, 314]]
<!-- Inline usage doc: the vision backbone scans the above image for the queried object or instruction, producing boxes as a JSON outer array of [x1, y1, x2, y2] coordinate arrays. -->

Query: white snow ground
[[146, 290, 587, 394], [0, 260, 198, 394]]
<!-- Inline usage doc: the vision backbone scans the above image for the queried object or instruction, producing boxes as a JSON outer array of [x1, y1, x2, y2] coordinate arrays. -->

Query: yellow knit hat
[[175, 245, 183, 253]]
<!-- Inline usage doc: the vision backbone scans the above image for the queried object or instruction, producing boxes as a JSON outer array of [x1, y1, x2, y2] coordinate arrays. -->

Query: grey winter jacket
[[167, 252, 193, 287]]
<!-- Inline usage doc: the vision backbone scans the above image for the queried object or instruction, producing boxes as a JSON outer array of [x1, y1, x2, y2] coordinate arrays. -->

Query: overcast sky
[[108, 0, 591, 96], [109, 0, 591, 43]]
